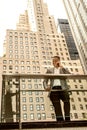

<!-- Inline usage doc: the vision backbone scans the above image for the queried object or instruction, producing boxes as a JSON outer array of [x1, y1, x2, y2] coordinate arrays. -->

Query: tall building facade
[[0, 0, 87, 123], [57, 19, 79, 60], [62, 0, 87, 74]]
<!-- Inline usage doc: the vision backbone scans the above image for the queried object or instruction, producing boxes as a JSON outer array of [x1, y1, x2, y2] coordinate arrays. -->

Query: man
[[43, 56, 70, 121]]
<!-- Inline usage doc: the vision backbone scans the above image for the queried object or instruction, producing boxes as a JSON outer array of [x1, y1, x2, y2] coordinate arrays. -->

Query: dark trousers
[[50, 86, 70, 121]]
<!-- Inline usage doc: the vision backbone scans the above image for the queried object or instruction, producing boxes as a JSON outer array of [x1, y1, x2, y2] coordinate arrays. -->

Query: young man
[[43, 56, 70, 121]]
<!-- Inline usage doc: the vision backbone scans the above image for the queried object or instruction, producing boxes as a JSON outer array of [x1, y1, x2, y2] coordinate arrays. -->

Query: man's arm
[[61, 67, 71, 74], [43, 69, 51, 91]]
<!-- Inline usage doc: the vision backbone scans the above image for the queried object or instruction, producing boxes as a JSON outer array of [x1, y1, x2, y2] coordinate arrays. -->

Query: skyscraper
[[62, 0, 87, 74], [57, 19, 79, 60], [0, 0, 87, 123]]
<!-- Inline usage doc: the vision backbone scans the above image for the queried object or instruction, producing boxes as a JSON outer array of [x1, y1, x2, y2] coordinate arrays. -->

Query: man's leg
[[50, 91, 64, 121], [61, 91, 70, 121]]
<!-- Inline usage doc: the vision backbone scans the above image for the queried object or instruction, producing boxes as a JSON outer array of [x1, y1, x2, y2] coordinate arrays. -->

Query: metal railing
[[1, 74, 87, 129]]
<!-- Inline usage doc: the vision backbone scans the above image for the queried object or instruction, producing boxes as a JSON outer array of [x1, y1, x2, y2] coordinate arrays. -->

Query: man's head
[[52, 56, 60, 68]]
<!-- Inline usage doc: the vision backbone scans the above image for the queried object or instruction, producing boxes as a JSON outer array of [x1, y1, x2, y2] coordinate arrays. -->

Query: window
[[3, 65, 6, 70], [30, 104, 33, 111], [27, 61, 30, 64], [21, 61, 24, 64], [20, 33, 23, 36], [85, 105, 87, 109], [28, 91, 32, 95], [29, 97, 33, 102], [71, 98, 74, 102], [75, 68, 78, 72], [22, 84, 26, 89], [78, 97, 81, 102], [9, 60, 13, 64], [74, 113, 78, 119], [36, 104, 40, 111], [80, 85, 83, 89], [3, 60, 7, 64], [21, 66, 25, 70], [15, 60, 19, 64], [42, 113, 46, 120], [51, 113, 55, 119], [41, 104, 45, 111], [34, 84, 38, 89], [15, 50, 18, 54], [20, 37, 23, 41], [9, 36, 13, 40], [27, 66, 30, 70], [80, 104, 83, 110], [25, 37, 28, 40], [9, 65, 13, 70], [36, 97, 39, 102], [22, 104, 27, 111], [37, 113, 41, 120], [76, 91, 79, 95], [30, 113, 34, 120], [82, 113, 86, 118], [50, 105, 54, 111], [15, 36, 18, 40], [28, 84, 32, 89], [35, 91, 39, 95], [21, 79, 25, 82], [72, 104, 76, 110], [28, 79, 31, 82], [22, 91, 26, 95], [15, 66, 18, 70], [23, 113, 27, 120], [40, 97, 44, 102], [9, 54, 12, 59], [84, 98, 87, 102], [22, 97, 26, 102], [75, 85, 78, 88], [79, 79, 81, 83]]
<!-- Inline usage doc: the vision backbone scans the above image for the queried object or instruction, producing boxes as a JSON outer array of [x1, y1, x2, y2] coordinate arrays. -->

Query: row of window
[[8, 55, 39, 59], [71, 104, 87, 110], [3, 60, 39, 65], [71, 97, 87, 102], [9, 50, 38, 54], [9, 32, 36, 37], [22, 104, 45, 111], [23, 113, 46, 120], [21, 84, 42, 89], [22, 91, 43, 96], [22, 112, 87, 120], [70, 112, 87, 119], [3, 65, 40, 71]]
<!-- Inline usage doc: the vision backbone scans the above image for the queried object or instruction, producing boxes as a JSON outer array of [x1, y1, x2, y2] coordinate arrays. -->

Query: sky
[[0, 0, 67, 56]]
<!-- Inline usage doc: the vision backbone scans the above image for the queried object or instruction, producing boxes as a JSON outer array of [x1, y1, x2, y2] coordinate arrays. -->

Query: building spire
[[16, 10, 30, 31]]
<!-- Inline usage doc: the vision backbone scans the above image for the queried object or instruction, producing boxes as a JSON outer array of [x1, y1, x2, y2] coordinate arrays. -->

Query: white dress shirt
[[53, 67, 61, 86]]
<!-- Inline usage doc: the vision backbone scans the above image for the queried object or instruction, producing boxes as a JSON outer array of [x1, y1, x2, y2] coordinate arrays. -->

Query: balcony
[[0, 74, 87, 129]]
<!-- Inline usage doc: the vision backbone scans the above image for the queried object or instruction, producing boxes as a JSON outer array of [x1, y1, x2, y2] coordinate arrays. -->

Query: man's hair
[[52, 56, 60, 60]]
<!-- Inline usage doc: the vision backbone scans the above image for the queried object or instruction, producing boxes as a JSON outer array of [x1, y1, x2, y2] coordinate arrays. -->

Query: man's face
[[53, 57, 60, 68]]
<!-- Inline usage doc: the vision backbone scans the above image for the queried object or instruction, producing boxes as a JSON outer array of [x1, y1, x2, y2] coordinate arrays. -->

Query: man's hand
[[45, 85, 51, 91]]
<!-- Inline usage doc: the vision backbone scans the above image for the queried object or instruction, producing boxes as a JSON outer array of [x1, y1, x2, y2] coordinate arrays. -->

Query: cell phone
[[57, 63, 59, 66]]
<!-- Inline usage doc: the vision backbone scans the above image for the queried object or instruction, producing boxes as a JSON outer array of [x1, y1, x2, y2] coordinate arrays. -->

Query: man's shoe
[[56, 118, 64, 122], [65, 117, 70, 121]]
